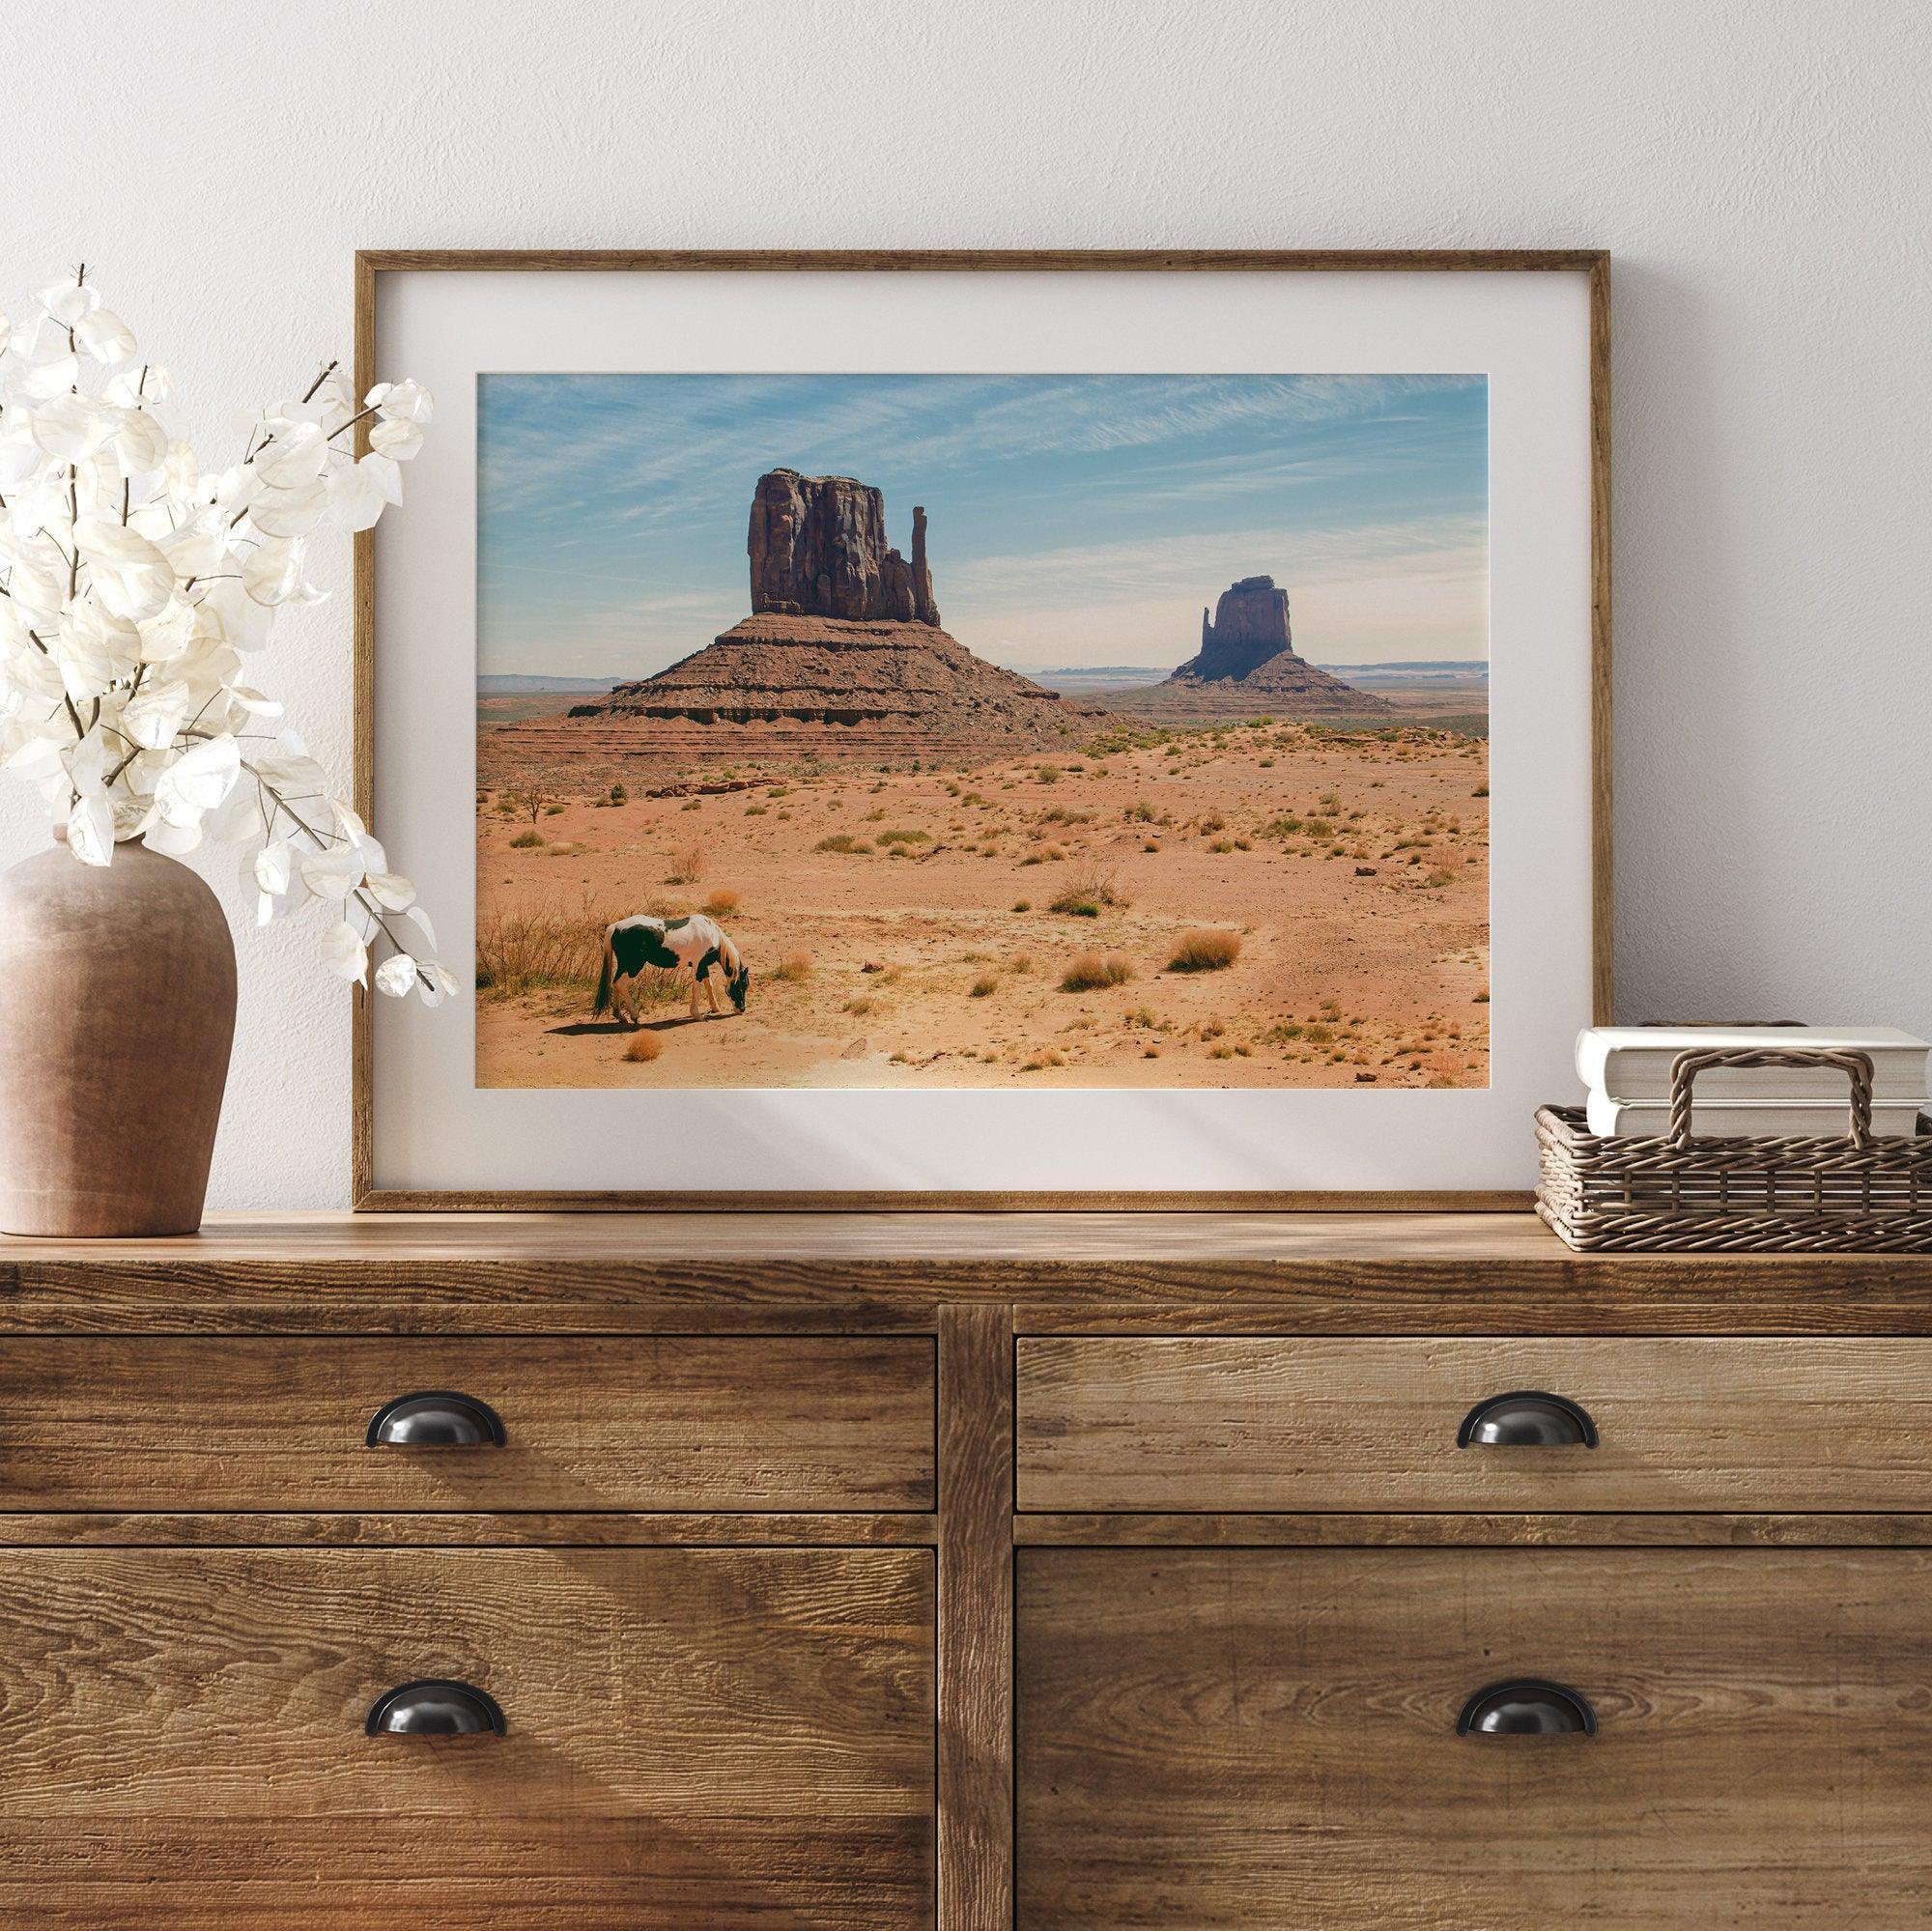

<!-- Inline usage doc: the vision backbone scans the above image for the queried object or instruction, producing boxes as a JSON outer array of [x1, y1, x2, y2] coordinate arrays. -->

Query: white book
[[1585, 1092, 1929, 1140], [1577, 1026, 1931, 1104]]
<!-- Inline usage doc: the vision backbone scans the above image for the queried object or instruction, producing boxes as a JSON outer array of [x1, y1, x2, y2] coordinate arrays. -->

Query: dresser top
[[1, 1210, 1928, 1336], [6, 1208, 1577, 1266]]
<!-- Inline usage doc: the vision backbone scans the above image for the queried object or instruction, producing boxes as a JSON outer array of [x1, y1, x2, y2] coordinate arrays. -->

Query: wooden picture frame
[[354, 248, 1610, 1211]]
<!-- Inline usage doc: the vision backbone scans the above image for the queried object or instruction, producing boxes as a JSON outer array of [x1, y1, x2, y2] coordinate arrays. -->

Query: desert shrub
[[609, 782, 628, 806], [1050, 870, 1123, 919], [874, 827, 932, 846], [665, 842, 706, 884], [1424, 867, 1456, 889], [680, 798, 702, 812], [1034, 764, 1061, 784], [703, 888, 741, 917], [504, 783, 555, 824], [1061, 951, 1133, 992], [1260, 814, 1303, 838], [816, 833, 870, 854], [1197, 811, 1225, 835], [774, 951, 811, 983], [509, 829, 545, 849], [475, 896, 674, 1010], [1208, 838, 1235, 854], [1167, 928, 1242, 973], [623, 1033, 663, 1064], [844, 995, 877, 1016], [970, 974, 999, 998], [1125, 797, 1156, 823], [1010, 898, 1032, 913]]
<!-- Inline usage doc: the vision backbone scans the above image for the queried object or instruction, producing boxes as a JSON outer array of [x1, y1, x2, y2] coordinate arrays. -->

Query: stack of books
[[1577, 1025, 1932, 1139]]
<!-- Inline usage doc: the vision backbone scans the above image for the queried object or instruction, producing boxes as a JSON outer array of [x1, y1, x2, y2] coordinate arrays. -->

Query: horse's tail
[[720, 929, 751, 1011], [592, 928, 615, 1017]]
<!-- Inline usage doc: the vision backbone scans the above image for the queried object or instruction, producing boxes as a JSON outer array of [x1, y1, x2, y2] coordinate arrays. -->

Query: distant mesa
[[1182, 576, 1296, 681], [1106, 575, 1392, 719], [490, 470, 1103, 775]]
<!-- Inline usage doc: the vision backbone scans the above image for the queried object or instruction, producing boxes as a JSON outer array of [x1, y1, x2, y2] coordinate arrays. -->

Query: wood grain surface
[[0, 1334, 933, 1512], [9, 1211, 1932, 1336], [0, 1547, 933, 1927], [938, 1306, 1015, 1931], [1017, 1335, 1932, 1513], [1015, 1511, 1932, 1547], [1018, 1546, 1932, 1928]]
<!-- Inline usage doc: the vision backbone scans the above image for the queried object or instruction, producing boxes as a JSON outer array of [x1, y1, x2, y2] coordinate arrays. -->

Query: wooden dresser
[[3, 1211, 1929, 1928]]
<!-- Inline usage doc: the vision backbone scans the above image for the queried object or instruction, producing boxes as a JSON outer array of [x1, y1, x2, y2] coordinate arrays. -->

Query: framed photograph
[[355, 250, 1608, 1208]]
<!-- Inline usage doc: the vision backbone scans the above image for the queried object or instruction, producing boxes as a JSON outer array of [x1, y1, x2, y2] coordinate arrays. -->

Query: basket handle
[[1666, 1047, 1876, 1150]]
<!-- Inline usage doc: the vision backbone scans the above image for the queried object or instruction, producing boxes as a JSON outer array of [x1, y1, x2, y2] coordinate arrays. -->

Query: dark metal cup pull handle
[[1458, 1390, 1597, 1448], [365, 1391, 506, 1447], [1458, 1679, 1596, 1737], [366, 1679, 506, 1736]]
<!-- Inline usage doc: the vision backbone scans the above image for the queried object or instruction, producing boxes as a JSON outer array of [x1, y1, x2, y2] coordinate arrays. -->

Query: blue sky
[[477, 373, 1488, 678]]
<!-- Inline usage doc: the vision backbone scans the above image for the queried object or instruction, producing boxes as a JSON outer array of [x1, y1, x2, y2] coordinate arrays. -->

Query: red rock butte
[[488, 471, 1104, 778], [1109, 575, 1393, 719]]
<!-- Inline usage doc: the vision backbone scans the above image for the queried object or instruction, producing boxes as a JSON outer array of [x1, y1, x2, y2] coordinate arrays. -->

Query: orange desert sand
[[474, 717, 1489, 1090]]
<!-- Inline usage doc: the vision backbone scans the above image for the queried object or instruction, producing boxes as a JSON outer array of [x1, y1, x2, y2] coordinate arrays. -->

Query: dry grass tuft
[[970, 974, 999, 998], [1167, 928, 1242, 973], [475, 895, 673, 1011], [665, 841, 707, 884], [702, 888, 741, 917], [774, 951, 812, 983], [1049, 870, 1125, 920], [623, 1033, 663, 1064], [1061, 951, 1134, 992]]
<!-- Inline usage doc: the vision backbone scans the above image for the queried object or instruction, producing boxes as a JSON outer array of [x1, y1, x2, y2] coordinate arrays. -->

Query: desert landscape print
[[475, 373, 1490, 1089]]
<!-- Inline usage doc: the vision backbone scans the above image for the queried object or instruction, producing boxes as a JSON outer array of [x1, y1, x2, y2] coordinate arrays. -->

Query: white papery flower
[[73, 519, 174, 622], [0, 271, 448, 999], [374, 951, 419, 998], [74, 309, 135, 365], [321, 920, 369, 985]]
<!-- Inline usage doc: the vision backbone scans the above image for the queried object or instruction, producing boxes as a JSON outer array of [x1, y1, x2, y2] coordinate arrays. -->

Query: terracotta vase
[[0, 839, 237, 1236]]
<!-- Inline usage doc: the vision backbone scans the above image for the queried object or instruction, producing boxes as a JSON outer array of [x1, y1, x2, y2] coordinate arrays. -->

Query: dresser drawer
[[0, 1547, 933, 1927], [0, 1336, 934, 1512], [1016, 1336, 1932, 1512], [1019, 1546, 1932, 1928]]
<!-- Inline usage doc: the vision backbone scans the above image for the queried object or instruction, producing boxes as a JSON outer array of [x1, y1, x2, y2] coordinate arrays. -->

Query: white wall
[[3, 0, 1926, 1208]]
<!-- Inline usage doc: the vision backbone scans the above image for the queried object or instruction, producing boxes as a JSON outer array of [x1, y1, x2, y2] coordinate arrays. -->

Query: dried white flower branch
[[0, 268, 453, 1003]]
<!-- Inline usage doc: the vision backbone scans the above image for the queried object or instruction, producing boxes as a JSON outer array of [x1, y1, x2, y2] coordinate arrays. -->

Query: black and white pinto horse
[[593, 913, 751, 1026]]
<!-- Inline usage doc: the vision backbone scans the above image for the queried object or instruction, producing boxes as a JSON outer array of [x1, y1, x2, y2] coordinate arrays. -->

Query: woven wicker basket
[[1537, 1047, 1932, 1252]]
